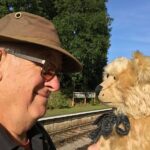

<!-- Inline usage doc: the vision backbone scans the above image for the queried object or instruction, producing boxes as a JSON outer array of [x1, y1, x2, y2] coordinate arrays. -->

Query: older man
[[0, 12, 82, 150]]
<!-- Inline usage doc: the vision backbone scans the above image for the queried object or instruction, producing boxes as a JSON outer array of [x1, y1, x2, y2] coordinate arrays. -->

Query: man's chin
[[31, 94, 48, 119], [38, 107, 47, 118], [32, 107, 47, 121]]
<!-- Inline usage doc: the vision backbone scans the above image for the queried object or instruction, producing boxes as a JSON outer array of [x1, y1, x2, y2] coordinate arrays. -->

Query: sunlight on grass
[[45, 104, 109, 117]]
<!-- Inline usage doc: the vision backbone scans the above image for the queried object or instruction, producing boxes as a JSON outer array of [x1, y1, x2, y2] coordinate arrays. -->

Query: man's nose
[[44, 75, 60, 92], [95, 85, 102, 96]]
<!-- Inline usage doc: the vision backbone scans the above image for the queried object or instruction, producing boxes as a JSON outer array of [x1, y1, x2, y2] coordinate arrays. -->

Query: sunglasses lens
[[41, 62, 62, 80], [41, 69, 55, 80]]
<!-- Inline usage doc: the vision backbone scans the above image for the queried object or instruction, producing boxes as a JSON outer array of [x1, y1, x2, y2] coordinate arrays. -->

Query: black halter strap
[[89, 112, 130, 143]]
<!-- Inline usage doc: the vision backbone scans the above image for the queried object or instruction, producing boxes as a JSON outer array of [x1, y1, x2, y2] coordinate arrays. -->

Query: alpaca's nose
[[95, 85, 102, 96]]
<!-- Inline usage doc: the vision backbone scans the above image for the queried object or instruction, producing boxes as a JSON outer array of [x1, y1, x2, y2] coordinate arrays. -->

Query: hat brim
[[0, 35, 82, 73]]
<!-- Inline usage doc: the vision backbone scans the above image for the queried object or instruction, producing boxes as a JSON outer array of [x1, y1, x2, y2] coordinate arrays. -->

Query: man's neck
[[0, 116, 34, 145]]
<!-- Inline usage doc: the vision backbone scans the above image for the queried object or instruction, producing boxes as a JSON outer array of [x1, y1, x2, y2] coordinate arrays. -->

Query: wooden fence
[[72, 92, 96, 106]]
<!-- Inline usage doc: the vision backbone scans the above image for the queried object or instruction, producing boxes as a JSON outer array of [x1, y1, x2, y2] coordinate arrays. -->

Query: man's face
[[0, 46, 62, 123]]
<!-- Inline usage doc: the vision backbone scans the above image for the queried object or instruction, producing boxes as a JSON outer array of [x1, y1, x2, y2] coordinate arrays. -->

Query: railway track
[[39, 108, 112, 149], [51, 122, 95, 148]]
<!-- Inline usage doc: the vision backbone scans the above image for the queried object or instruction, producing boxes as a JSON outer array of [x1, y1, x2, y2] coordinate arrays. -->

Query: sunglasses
[[5, 48, 61, 81]]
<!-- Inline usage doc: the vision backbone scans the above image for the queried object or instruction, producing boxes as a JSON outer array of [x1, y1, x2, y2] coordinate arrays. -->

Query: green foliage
[[47, 91, 70, 109], [53, 0, 112, 92], [0, 0, 57, 19], [90, 97, 100, 106]]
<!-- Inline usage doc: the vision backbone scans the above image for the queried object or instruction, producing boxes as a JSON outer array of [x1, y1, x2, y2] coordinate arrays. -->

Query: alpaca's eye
[[107, 74, 109, 78], [114, 76, 116, 80]]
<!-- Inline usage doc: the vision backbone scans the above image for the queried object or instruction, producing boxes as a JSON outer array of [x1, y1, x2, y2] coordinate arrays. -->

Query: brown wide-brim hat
[[0, 12, 82, 73]]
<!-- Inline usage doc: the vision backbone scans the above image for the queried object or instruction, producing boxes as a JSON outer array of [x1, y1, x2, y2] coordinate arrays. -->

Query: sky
[[106, 0, 150, 63]]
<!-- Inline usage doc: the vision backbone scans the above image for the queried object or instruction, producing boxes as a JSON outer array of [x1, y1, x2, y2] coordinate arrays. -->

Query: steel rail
[[39, 108, 113, 122]]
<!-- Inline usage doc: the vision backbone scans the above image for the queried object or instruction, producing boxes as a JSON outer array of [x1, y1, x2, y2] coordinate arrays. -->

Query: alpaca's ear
[[132, 50, 150, 83], [133, 51, 145, 63]]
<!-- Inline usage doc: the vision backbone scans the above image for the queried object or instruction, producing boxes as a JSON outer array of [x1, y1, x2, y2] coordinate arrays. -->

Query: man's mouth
[[34, 91, 50, 99], [33, 83, 51, 99], [38, 93, 49, 98]]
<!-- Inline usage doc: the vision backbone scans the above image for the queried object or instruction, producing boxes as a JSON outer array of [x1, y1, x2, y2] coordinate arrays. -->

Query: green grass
[[44, 104, 109, 117]]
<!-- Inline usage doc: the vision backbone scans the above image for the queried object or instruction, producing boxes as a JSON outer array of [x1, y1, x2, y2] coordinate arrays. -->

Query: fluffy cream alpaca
[[96, 51, 150, 150]]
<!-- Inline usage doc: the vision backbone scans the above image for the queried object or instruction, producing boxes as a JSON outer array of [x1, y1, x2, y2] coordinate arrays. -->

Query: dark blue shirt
[[0, 122, 56, 150]]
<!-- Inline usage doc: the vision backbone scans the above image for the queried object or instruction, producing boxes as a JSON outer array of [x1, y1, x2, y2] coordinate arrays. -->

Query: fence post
[[72, 93, 75, 107]]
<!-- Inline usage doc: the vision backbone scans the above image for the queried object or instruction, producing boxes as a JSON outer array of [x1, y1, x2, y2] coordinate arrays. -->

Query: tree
[[53, 0, 112, 92], [0, 0, 56, 18]]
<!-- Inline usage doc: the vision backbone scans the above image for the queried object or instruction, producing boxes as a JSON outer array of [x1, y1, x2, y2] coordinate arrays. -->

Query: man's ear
[[0, 47, 6, 60], [0, 48, 6, 81], [0, 49, 2, 61]]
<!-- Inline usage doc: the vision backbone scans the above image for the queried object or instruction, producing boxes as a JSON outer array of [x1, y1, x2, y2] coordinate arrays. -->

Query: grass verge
[[44, 104, 109, 117]]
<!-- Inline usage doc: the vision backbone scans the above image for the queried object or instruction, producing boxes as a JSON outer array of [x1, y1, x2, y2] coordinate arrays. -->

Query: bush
[[47, 91, 70, 109], [90, 97, 100, 105]]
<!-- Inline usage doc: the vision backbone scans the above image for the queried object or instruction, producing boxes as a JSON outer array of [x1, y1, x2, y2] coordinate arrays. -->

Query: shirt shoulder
[[28, 122, 56, 150]]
